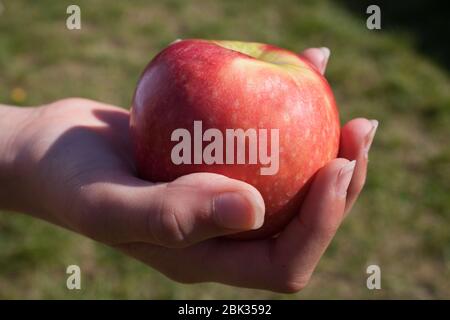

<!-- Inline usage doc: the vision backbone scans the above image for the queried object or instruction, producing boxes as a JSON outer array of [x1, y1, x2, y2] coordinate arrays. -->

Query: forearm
[[0, 104, 38, 212]]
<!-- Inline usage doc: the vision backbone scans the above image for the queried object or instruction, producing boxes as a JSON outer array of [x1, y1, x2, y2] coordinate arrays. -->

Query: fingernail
[[213, 192, 264, 230], [319, 47, 330, 72], [335, 160, 356, 197], [170, 38, 182, 45], [364, 120, 379, 159]]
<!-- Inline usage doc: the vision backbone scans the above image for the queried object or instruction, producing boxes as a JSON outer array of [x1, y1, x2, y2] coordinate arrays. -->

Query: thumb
[[84, 172, 265, 248], [148, 172, 265, 247]]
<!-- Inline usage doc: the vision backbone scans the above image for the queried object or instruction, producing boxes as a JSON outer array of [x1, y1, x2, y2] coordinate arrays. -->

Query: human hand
[[0, 47, 377, 293], [117, 48, 378, 292]]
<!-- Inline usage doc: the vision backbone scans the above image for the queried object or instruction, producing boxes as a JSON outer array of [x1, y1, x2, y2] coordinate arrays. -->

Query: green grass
[[0, 0, 449, 299]]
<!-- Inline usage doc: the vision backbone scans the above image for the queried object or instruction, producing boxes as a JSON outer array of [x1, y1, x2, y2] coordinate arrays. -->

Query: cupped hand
[[9, 47, 377, 293]]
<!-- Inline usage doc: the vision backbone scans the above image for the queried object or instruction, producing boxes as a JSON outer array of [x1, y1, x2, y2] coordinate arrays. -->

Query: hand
[[118, 48, 378, 292], [0, 47, 377, 293]]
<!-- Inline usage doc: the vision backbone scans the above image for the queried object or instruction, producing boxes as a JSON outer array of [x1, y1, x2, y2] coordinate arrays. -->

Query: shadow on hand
[[36, 108, 153, 191]]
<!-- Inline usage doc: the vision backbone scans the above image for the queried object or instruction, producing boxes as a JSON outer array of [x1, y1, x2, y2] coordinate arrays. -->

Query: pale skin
[[0, 49, 377, 293]]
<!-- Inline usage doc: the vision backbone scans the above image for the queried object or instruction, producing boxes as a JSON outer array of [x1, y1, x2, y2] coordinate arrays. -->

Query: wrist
[[0, 104, 40, 212]]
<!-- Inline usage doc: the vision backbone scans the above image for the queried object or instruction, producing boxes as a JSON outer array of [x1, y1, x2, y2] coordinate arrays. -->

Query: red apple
[[130, 39, 340, 239]]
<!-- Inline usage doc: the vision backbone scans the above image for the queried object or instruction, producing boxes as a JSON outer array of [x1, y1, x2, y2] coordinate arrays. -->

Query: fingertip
[[173, 172, 266, 231], [302, 158, 353, 205], [240, 183, 265, 226], [213, 192, 259, 230], [307, 158, 354, 218], [300, 47, 331, 75], [341, 118, 373, 138], [244, 189, 265, 229], [319, 47, 330, 72], [340, 118, 379, 161], [317, 158, 353, 178], [364, 120, 378, 159], [319, 47, 330, 61], [335, 160, 356, 198], [218, 177, 266, 230], [370, 119, 379, 131], [340, 118, 373, 159], [216, 180, 266, 231]]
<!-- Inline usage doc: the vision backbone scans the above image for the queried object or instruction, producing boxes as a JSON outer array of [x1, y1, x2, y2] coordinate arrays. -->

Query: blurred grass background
[[0, 0, 449, 299]]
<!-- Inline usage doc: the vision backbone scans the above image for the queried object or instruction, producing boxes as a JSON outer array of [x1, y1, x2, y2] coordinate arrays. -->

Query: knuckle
[[160, 210, 188, 247], [151, 190, 190, 248]]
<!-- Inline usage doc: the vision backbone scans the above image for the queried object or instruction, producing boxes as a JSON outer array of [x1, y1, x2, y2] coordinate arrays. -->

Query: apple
[[130, 39, 340, 239]]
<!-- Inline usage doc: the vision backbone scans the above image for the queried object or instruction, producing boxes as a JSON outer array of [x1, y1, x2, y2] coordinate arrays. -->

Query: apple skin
[[130, 39, 340, 239]]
